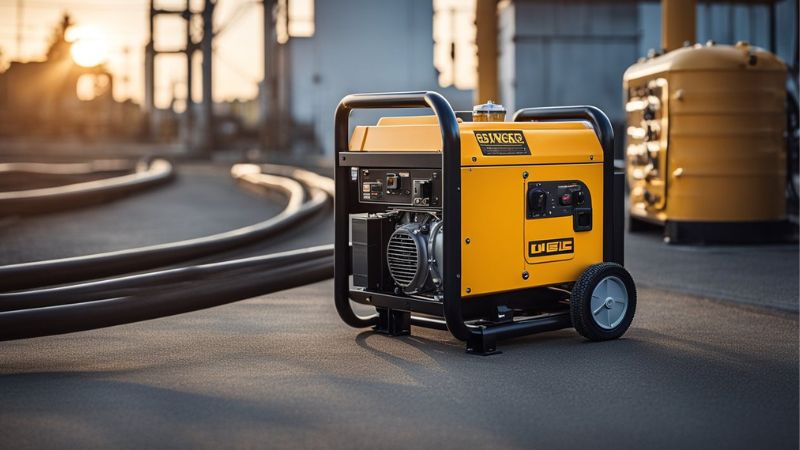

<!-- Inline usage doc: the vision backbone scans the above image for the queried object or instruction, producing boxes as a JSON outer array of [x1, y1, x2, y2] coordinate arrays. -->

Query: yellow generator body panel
[[334, 92, 631, 353], [623, 42, 789, 242], [350, 119, 605, 297]]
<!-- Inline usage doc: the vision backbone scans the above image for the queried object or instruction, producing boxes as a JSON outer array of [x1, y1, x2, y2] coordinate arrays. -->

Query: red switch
[[559, 193, 572, 205]]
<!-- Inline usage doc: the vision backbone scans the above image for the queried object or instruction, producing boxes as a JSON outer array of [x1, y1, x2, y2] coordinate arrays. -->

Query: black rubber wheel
[[570, 263, 636, 341]]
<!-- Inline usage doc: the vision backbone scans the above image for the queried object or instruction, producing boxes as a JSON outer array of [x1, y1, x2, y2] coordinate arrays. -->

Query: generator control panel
[[357, 168, 441, 207], [527, 180, 592, 231]]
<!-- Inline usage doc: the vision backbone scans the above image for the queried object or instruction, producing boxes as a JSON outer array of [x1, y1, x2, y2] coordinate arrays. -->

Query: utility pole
[[260, 0, 292, 152], [185, 0, 194, 149], [145, 0, 206, 154], [475, 0, 498, 104], [16, 0, 24, 59], [145, 0, 155, 138], [261, 0, 276, 152], [276, 0, 290, 151], [661, 0, 696, 52], [201, 0, 215, 155]]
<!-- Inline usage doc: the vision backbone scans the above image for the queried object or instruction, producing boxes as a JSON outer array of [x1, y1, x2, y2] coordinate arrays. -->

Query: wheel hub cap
[[590, 276, 629, 330]]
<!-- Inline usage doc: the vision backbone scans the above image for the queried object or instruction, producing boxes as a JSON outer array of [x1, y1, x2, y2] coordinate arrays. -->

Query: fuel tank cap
[[472, 100, 506, 122]]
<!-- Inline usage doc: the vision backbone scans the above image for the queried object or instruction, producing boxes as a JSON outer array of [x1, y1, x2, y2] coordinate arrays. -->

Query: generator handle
[[334, 91, 477, 341], [511, 105, 614, 159], [512, 105, 623, 265]]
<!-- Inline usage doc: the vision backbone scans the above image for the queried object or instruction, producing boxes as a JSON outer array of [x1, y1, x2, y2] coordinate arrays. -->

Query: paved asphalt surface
[[626, 228, 799, 312], [0, 164, 797, 449], [0, 164, 284, 263]]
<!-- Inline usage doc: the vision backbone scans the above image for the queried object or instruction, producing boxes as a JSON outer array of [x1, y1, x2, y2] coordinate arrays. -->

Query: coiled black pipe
[[0, 171, 328, 291], [0, 159, 134, 190], [0, 159, 133, 175], [0, 245, 333, 312], [255, 164, 334, 196], [0, 255, 334, 341], [0, 165, 337, 340], [0, 157, 174, 215]]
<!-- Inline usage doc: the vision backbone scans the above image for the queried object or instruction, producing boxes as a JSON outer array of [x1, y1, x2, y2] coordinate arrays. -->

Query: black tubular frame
[[335, 93, 619, 352], [513, 106, 623, 265], [334, 91, 474, 341]]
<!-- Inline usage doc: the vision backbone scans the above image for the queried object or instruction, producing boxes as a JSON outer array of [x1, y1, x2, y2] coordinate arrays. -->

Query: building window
[[276, 0, 315, 44], [433, 0, 476, 89]]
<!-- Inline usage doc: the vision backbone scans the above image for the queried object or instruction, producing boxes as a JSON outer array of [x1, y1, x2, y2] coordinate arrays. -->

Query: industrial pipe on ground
[[0, 167, 327, 291], [0, 165, 336, 340], [0, 157, 174, 215]]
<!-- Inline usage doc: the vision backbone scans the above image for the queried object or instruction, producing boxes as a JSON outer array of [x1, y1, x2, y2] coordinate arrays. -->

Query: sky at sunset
[[0, 0, 266, 108], [0, 0, 474, 109]]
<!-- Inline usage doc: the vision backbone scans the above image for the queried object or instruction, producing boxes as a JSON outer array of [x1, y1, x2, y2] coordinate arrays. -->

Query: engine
[[386, 213, 444, 295], [352, 211, 444, 297]]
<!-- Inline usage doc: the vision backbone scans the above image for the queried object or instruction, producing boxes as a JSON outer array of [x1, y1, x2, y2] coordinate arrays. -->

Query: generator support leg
[[374, 308, 411, 336], [466, 330, 501, 356]]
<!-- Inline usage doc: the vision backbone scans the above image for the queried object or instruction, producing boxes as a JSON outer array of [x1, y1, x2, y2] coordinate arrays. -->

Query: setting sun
[[67, 26, 109, 68]]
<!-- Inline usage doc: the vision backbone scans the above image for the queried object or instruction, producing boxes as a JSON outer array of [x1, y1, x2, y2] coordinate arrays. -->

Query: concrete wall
[[289, 0, 473, 155]]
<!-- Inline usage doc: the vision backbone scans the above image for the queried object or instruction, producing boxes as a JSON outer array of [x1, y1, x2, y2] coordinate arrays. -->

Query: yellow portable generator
[[334, 91, 634, 354], [624, 41, 793, 243]]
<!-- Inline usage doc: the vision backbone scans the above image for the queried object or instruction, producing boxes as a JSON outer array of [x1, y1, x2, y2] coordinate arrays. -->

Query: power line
[[214, 0, 258, 37]]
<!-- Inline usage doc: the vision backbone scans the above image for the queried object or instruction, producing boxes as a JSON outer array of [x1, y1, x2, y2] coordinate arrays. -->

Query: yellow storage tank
[[623, 41, 792, 243]]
